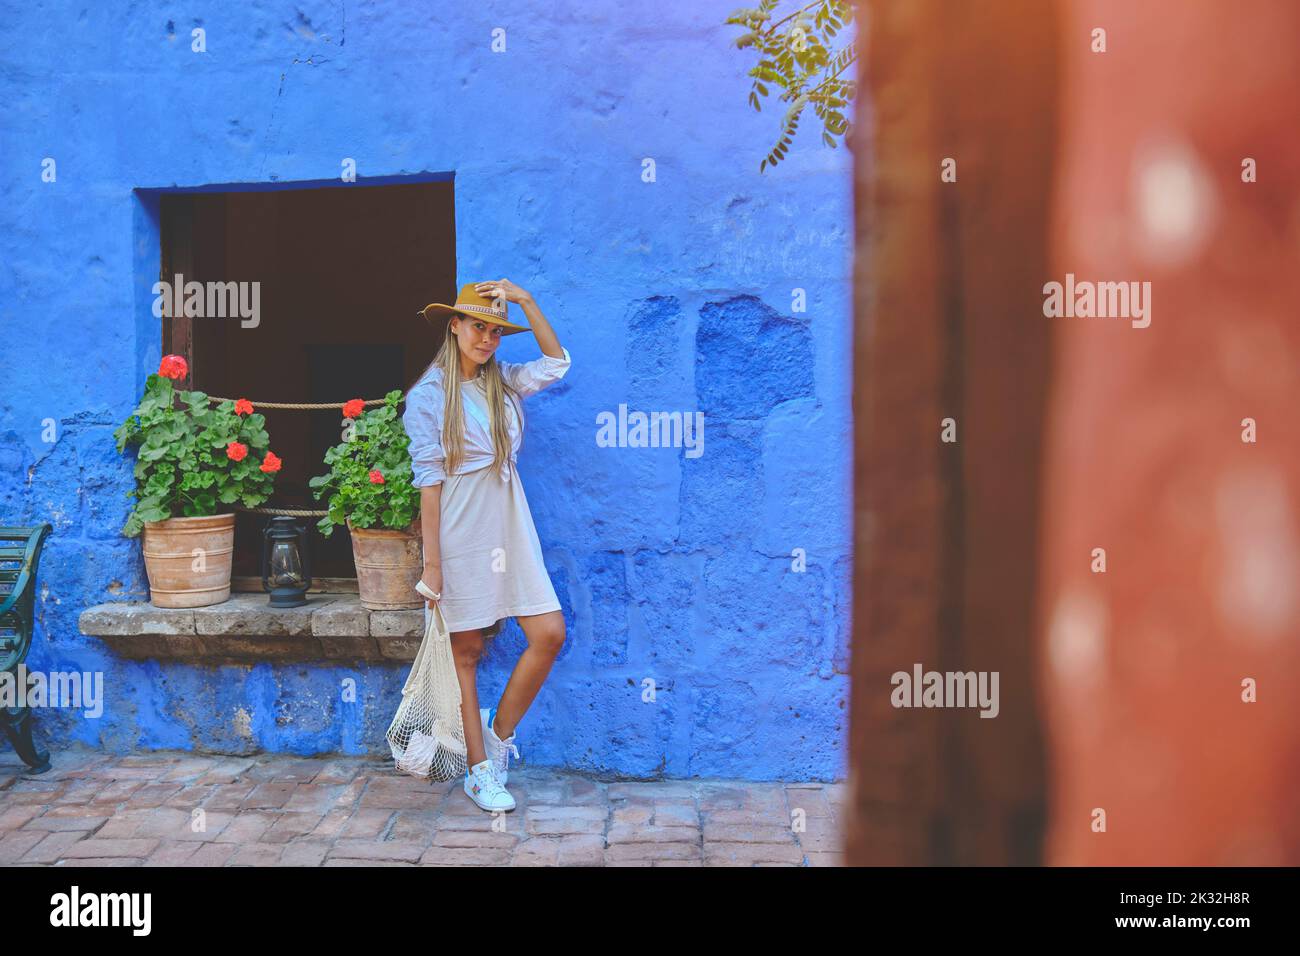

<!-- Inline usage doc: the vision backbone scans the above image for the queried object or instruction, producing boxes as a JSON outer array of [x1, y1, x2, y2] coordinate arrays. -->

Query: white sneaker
[[481, 706, 520, 785], [464, 758, 515, 813]]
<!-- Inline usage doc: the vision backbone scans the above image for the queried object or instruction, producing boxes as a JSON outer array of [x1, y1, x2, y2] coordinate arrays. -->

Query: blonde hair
[[406, 316, 521, 478]]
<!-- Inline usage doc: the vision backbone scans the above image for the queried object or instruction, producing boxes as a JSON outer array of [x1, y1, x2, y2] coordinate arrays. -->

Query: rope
[[205, 397, 389, 410], [190, 396, 390, 517]]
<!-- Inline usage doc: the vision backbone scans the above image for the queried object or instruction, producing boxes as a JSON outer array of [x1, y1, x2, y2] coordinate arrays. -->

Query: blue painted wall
[[0, 2, 854, 781]]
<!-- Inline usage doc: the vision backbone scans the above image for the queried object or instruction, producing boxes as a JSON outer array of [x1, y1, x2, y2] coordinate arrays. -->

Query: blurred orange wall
[[1040, 0, 1300, 865]]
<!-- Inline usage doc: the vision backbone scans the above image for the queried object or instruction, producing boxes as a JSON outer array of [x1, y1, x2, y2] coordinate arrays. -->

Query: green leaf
[[136, 499, 170, 524]]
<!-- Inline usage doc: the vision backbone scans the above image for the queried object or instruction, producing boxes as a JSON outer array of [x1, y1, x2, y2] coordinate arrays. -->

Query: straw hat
[[417, 282, 530, 335]]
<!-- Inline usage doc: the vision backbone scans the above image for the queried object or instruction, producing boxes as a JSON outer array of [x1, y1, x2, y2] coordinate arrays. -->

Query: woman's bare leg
[[450, 627, 488, 766], [491, 610, 566, 738]]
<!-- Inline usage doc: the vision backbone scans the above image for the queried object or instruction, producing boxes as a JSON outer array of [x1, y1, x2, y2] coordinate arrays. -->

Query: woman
[[402, 278, 571, 813]]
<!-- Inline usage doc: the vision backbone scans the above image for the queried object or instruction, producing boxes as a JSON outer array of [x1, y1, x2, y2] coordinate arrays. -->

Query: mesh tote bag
[[386, 589, 467, 781]]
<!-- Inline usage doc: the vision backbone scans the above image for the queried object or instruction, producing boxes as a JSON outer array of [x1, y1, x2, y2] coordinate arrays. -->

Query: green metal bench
[[0, 525, 53, 774]]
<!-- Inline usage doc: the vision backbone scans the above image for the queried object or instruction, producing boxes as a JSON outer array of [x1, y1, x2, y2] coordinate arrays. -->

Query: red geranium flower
[[260, 452, 282, 474], [234, 398, 254, 416], [342, 399, 365, 419], [368, 469, 385, 485], [158, 354, 188, 380], [226, 441, 248, 462]]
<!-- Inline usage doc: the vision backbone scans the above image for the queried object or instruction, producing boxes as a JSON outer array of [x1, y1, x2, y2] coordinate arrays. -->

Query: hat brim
[[417, 304, 530, 335]]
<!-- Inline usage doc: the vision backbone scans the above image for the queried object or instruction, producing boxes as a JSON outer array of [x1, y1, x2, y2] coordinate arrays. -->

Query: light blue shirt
[[402, 346, 572, 487]]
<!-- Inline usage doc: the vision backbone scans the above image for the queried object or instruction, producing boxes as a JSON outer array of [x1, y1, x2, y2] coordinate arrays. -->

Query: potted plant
[[113, 354, 281, 608], [309, 390, 422, 610]]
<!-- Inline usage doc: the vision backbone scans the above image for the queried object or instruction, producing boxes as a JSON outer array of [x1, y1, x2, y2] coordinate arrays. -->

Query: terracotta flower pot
[[141, 513, 235, 609], [347, 518, 423, 611]]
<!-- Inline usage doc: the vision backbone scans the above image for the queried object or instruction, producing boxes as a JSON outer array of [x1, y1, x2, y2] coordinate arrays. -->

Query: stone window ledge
[[77, 593, 424, 663]]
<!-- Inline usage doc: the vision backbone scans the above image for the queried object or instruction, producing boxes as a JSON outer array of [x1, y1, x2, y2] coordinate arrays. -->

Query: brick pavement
[[0, 748, 844, 866]]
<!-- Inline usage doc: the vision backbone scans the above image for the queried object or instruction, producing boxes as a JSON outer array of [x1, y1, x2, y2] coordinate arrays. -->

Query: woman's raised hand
[[474, 278, 531, 306]]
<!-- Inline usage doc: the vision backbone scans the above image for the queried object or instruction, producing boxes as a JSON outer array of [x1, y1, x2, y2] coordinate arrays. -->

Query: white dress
[[401, 347, 572, 636]]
